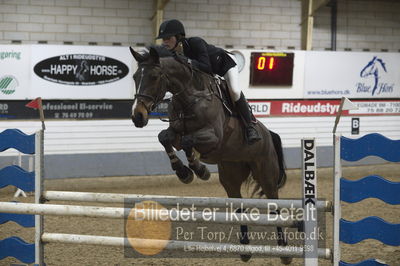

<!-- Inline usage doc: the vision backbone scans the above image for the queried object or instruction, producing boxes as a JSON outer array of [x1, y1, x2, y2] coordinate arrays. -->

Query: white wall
[[1, 115, 399, 157], [0, 0, 399, 52], [313, 0, 400, 51]]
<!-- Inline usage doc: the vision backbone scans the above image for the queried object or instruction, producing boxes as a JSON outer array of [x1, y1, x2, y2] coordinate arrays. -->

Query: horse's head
[[130, 46, 168, 128], [360, 56, 387, 78]]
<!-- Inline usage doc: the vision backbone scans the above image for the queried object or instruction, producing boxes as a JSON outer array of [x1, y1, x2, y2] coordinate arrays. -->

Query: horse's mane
[[139, 45, 174, 59], [141, 45, 213, 91]]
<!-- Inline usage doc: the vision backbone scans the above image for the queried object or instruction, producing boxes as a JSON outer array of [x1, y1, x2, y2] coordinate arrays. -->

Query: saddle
[[171, 54, 236, 117]]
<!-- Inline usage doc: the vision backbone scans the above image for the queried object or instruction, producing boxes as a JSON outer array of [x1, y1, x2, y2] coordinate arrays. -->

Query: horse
[[129, 46, 291, 264], [360, 56, 387, 96]]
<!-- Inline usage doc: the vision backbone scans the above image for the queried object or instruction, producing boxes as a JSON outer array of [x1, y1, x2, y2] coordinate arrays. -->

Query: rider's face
[[162, 36, 177, 50]]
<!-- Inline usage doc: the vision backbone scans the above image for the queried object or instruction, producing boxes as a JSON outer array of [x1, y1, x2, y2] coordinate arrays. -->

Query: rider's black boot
[[235, 93, 261, 145]]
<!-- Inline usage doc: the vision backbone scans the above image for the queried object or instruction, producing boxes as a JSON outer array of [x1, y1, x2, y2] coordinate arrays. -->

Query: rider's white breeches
[[224, 53, 241, 102]]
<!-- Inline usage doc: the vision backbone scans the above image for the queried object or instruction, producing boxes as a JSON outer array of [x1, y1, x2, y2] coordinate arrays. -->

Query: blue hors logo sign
[[356, 56, 394, 96], [34, 54, 129, 86]]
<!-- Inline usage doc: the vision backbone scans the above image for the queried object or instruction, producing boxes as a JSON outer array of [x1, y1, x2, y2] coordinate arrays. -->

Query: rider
[[156, 19, 261, 145]]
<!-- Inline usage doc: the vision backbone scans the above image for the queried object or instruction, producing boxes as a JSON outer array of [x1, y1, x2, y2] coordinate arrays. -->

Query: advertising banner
[[1, 99, 399, 120], [0, 45, 31, 99], [0, 99, 169, 120], [31, 45, 135, 99], [249, 99, 400, 117], [304, 51, 400, 99]]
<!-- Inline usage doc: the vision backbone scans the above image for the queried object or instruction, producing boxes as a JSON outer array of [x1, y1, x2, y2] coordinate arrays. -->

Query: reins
[[133, 63, 170, 114], [156, 58, 196, 123], [133, 56, 218, 123]]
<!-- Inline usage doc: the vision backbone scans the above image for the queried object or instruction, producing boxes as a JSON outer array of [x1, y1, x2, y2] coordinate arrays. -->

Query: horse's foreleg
[[235, 207, 250, 248], [181, 134, 210, 181], [158, 129, 194, 184]]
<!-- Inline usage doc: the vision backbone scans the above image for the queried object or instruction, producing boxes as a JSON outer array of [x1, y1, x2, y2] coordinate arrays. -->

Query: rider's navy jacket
[[181, 37, 236, 76]]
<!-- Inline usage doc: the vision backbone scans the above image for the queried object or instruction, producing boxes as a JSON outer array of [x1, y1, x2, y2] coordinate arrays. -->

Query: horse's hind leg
[[158, 128, 193, 184], [250, 160, 292, 265], [218, 162, 251, 262], [181, 135, 210, 181]]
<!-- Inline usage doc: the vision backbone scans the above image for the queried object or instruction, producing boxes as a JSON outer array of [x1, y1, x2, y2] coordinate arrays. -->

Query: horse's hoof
[[176, 166, 194, 184], [196, 165, 210, 181], [280, 257, 292, 265], [240, 254, 251, 262]]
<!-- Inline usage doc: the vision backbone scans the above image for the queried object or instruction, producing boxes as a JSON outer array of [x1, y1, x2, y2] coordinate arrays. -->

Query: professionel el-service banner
[[0, 45, 31, 99], [304, 51, 400, 99], [31, 45, 135, 99]]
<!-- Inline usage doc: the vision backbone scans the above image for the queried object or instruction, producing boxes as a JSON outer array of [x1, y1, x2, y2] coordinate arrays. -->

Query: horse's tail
[[270, 130, 287, 189], [247, 130, 287, 198]]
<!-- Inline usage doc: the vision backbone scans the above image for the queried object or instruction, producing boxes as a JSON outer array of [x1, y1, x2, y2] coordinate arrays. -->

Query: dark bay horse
[[130, 46, 291, 264]]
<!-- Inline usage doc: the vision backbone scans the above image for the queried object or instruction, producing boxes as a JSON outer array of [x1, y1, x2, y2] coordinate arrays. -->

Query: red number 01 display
[[250, 52, 294, 86], [257, 56, 275, 70]]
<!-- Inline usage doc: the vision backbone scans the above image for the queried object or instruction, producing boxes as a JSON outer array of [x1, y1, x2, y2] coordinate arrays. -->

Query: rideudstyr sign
[[249, 99, 400, 117]]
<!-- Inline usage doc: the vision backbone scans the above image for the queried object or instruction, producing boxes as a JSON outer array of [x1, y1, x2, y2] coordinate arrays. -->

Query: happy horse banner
[[304, 51, 400, 99], [30, 45, 135, 99]]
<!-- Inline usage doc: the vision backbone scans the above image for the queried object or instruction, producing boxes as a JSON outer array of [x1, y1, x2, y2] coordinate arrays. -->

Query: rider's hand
[[173, 52, 191, 65]]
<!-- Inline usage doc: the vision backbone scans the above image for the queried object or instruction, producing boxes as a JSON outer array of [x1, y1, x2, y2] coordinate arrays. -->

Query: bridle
[[133, 63, 170, 113], [133, 58, 195, 113], [132, 57, 206, 133]]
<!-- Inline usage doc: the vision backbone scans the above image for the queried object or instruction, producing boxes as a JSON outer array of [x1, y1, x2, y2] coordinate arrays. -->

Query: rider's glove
[[173, 52, 191, 65]]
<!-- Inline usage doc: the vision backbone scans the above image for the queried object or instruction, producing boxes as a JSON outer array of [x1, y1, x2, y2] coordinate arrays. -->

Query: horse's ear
[[149, 47, 160, 64], [129, 46, 145, 62]]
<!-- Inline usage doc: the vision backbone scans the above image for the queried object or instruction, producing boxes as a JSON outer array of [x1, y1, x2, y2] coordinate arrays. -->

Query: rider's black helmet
[[156, 19, 185, 39]]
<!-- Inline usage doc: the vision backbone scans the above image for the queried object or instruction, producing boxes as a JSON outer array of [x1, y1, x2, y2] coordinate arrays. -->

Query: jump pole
[[0, 201, 300, 227], [35, 130, 44, 266], [43, 191, 331, 212], [41, 233, 332, 259]]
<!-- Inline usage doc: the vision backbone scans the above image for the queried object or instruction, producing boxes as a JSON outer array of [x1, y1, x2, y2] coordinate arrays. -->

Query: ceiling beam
[[311, 0, 330, 15], [301, 0, 330, 50], [301, 0, 313, 50], [151, 0, 170, 44]]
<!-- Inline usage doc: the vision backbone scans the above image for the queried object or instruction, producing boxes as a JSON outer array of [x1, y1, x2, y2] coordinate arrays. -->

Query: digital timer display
[[250, 52, 294, 86]]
